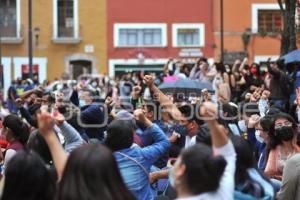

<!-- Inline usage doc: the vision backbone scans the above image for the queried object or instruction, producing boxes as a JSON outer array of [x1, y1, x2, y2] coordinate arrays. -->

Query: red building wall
[[107, 0, 215, 61]]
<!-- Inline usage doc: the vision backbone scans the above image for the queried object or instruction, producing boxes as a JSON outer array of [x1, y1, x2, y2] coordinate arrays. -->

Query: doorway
[[70, 60, 92, 79]]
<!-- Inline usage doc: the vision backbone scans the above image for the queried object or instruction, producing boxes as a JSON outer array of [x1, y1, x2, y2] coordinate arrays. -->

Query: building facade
[[1, 0, 298, 96], [213, 0, 296, 64], [107, 0, 215, 77], [0, 0, 107, 98]]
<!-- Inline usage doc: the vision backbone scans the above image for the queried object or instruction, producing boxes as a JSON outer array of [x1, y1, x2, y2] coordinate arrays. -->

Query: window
[[0, 0, 20, 38], [258, 10, 282, 33], [177, 29, 200, 46], [252, 4, 282, 34], [53, 0, 79, 40], [172, 24, 205, 47], [57, 0, 74, 37], [114, 24, 167, 47], [119, 29, 162, 46]]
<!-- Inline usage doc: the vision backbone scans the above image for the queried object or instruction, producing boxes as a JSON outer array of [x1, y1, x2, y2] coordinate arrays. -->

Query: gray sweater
[[278, 153, 300, 200], [58, 122, 85, 153]]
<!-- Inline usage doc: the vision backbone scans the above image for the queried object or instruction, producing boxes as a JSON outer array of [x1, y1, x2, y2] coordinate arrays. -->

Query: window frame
[[252, 3, 283, 34], [114, 23, 167, 48], [172, 23, 205, 48], [53, 0, 79, 40], [0, 0, 22, 41], [257, 9, 282, 33]]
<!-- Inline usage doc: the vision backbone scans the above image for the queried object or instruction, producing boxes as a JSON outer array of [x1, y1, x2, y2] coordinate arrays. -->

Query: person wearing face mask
[[264, 113, 300, 181], [255, 116, 272, 171], [70, 86, 105, 141], [239, 60, 265, 93], [168, 102, 236, 200], [231, 135, 275, 200], [143, 75, 210, 151]]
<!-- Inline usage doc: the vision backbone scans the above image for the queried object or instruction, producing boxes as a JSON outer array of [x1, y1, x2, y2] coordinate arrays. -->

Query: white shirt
[[184, 135, 197, 148], [3, 149, 17, 173], [177, 141, 236, 200]]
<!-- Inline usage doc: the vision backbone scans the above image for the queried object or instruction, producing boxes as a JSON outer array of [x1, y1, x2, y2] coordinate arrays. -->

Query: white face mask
[[79, 99, 87, 107], [238, 120, 247, 133], [56, 84, 63, 90], [255, 130, 264, 143], [91, 82, 97, 87]]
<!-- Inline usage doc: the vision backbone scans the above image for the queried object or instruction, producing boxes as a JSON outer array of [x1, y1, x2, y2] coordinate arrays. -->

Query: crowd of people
[[0, 56, 300, 200]]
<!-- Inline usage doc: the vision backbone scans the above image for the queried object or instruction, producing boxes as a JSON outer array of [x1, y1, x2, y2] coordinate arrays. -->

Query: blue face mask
[[79, 99, 87, 107]]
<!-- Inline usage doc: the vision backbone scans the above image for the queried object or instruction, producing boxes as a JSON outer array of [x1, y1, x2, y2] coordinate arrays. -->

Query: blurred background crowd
[[0, 56, 300, 200]]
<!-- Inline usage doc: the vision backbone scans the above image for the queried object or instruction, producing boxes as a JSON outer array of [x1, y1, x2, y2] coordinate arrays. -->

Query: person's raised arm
[[163, 58, 172, 74], [54, 112, 84, 153], [199, 102, 228, 147], [134, 109, 170, 163], [199, 102, 236, 200], [267, 62, 281, 77], [143, 75, 182, 121], [19, 86, 44, 100], [38, 112, 68, 181], [232, 59, 240, 73], [239, 57, 248, 74]]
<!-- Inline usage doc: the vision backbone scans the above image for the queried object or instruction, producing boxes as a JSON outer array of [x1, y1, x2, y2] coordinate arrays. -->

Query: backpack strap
[[115, 151, 149, 176]]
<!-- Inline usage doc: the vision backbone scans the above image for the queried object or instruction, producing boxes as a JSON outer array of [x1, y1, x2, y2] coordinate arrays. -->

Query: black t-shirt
[[244, 75, 264, 89]]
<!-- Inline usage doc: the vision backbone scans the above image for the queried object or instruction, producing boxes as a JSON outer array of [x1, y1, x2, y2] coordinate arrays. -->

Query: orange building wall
[[2, 0, 107, 81], [213, 0, 283, 63]]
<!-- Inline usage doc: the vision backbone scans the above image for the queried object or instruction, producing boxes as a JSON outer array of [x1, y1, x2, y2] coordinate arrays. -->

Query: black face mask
[[275, 126, 294, 141]]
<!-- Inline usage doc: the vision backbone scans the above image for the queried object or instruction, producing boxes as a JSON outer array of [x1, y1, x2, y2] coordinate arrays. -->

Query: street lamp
[[34, 27, 40, 46], [220, 0, 224, 64], [28, 0, 33, 79]]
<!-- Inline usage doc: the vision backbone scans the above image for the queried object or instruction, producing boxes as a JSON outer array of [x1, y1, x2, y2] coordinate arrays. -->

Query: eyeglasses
[[274, 122, 292, 129]]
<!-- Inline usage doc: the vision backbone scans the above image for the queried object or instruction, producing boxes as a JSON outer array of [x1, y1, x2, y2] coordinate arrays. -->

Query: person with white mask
[[255, 116, 272, 171]]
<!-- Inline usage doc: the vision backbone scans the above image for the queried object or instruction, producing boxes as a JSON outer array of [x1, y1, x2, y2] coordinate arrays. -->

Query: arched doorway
[[65, 54, 98, 79], [70, 60, 92, 79]]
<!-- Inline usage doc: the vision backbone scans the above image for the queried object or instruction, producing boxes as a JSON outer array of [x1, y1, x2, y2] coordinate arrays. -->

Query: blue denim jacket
[[114, 124, 170, 200]]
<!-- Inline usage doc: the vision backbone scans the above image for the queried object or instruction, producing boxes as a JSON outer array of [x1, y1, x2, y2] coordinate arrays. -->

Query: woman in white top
[[170, 102, 236, 200]]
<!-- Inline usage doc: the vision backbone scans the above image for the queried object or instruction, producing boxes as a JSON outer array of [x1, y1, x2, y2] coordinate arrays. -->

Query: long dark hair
[[230, 135, 255, 184], [230, 135, 272, 197], [57, 144, 135, 200], [1, 150, 55, 200], [3, 114, 30, 145], [215, 62, 226, 74], [27, 130, 53, 165]]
